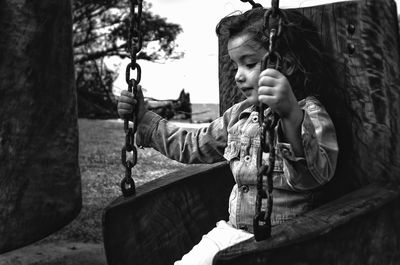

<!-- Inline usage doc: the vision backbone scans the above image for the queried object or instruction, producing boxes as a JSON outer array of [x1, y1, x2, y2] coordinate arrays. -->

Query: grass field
[[40, 106, 217, 244]]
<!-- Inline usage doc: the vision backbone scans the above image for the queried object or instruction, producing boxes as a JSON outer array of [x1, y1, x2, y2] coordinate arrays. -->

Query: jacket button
[[252, 116, 258, 123], [241, 185, 249, 193], [244, 155, 251, 162]]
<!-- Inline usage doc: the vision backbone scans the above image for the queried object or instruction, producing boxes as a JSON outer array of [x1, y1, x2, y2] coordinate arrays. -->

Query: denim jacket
[[136, 96, 338, 233]]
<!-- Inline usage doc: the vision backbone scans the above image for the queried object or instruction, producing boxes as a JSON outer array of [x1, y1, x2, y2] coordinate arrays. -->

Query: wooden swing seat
[[103, 0, 400, 264], [103, 162, 400, 264]]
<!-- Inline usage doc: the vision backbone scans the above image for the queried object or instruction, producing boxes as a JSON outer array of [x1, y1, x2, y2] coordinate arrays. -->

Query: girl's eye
[[246, 63, 257, 68]]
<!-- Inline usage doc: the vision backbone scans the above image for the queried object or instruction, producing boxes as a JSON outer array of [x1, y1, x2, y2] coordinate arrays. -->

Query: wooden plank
[[214, 184, 400, 264], [103, 162, 235, 265], [0, 0, 81, 253]]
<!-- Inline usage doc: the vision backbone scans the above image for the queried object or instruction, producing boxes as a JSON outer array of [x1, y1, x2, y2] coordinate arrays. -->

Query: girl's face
[[228, 33, 267, 104]]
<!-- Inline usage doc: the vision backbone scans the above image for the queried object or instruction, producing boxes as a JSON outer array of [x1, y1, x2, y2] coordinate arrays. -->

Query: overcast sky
[[111, 0, 400, 103]]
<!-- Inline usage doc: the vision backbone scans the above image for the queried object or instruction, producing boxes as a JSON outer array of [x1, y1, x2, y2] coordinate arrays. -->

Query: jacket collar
[[238, 104, 257, 120]]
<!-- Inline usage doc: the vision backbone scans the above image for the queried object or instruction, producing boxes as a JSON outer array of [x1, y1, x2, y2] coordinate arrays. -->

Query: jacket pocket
[[223, 138, 240, 161]]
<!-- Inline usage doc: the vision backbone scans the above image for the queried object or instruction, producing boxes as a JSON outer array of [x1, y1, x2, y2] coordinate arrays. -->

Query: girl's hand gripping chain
[[118, 85, 147, 123], [258, 69, 305, 156], [258, 69, 303, 122], [117, 85, 146, 197]]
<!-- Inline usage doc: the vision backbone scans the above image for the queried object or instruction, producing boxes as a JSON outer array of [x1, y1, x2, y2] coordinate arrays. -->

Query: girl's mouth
[[241, 87, 253, 93], [240, 87, 254, 97]]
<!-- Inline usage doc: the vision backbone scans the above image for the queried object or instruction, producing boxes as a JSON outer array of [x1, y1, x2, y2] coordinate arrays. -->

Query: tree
[[72, 0, 183, 118], [0, 0, 80, 252]]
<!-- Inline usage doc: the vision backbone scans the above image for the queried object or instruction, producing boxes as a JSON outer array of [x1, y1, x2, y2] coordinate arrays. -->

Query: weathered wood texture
[[103, 169, 400, 265], [214, 185, 400, 264], [0, 0, 81, 253], [218, 0, 400, 188], [102, 162, 234, 265]]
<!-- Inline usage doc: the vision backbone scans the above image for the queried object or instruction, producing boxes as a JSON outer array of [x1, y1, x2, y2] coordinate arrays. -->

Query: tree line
[[73, 0, 182, 118]]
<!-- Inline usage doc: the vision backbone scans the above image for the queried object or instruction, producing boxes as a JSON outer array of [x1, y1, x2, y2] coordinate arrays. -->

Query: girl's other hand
[[117, 85, 146, 123]]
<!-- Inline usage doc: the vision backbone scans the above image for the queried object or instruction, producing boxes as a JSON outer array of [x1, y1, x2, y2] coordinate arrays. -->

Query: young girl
[[118, 7, 338, 265]]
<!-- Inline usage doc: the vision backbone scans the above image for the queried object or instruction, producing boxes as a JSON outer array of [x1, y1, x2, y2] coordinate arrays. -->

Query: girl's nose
[[235, 69, 245, 84]]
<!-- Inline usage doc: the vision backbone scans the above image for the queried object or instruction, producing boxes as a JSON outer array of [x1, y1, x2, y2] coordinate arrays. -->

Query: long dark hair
[[216, 7, 332, 101]]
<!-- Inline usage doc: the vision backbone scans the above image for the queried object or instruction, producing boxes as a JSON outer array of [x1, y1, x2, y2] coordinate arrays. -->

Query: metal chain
[[271, 0, 279, 15], [120, 0, 143, 197], [240, 0, 263, 9], [253, 0, 283, 241]]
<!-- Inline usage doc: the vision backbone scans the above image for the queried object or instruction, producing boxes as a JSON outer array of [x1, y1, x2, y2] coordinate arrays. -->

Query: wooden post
[[0, 0, 81, 253]]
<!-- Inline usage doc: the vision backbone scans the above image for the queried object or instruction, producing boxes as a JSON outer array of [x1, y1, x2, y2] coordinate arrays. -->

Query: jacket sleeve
[[135, 104, 240, 164], [276, 97, 339, 191]]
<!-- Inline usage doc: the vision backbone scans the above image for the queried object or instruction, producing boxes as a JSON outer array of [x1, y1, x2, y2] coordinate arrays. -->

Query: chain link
[[271, 0, 279, 15], [240, 0, 263, 9], [121, 0, 144, 197], [253, 0, 283, 241]]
